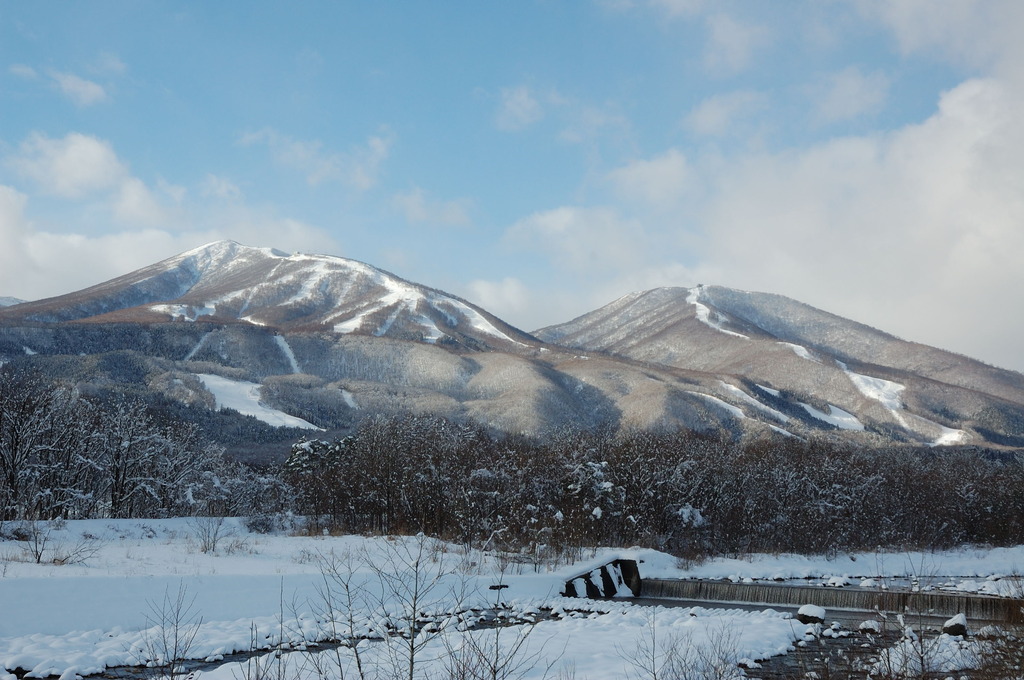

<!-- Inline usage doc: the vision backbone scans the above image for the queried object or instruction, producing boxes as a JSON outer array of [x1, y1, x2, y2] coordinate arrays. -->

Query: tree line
[[284, 413, 1024, 558], [4, 364, 1024, 559]]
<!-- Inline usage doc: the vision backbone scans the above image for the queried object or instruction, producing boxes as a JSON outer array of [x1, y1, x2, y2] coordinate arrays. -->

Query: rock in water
[[942, 613, 968, 637], [796, 604, 826, 624]]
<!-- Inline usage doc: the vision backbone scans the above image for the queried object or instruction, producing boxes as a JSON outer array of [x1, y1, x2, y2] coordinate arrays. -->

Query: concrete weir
[[640, 579, 1024, 623]]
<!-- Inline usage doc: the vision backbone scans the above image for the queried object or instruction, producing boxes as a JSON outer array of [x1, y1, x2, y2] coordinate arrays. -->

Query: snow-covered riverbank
[[2, 519, 1021, 680]]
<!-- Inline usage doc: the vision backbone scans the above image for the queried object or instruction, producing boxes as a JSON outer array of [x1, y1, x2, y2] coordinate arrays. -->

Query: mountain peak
[[0, 241, 535, 350]]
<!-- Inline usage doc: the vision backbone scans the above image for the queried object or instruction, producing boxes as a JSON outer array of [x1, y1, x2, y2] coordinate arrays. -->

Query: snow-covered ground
[[2, 520, 1021, 680]]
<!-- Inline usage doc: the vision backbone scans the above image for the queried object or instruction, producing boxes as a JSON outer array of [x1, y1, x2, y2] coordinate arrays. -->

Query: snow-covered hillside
[[2, 244, 1022, 447], [535, 285, 1024, 447]]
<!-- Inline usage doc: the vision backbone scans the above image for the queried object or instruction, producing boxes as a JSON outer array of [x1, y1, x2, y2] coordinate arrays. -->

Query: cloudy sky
[[2, 1, 1024, 372]]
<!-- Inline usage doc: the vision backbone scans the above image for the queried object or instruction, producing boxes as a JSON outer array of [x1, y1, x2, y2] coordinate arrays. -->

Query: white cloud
[[495, 85, 544, 131], [49, 70, 107, 107], [606, 148, 694, 209], [685, 90, 765, 137], [113, 177, 171, 226], [492, 85, 631, 148], [6, 131, 176, 227], [10, 132, 127, 198], [240, 129, 338, 185], [504, 206, 645, 273], [200, 174, 243, 200], [392, 187, 471, 226], [241, 127, 393, 190], [557, 102, 631, 145], [508, 54, 1024, 371], [91, 52, 127, 75], [857, 0, 1024, 77], [703, 13, 771, 75], [346, 132, 393, 192], [157, 177, 187, 204], [0, 184, 339, 301], [681, 76, 1024, 371], [649, 0, 705, 17], [465, 277, 531, 318], [233, 216, 339, 255], [0, 187, 195, 300], [813, 66, 890, 123], [0, 186, 33, 292], [9, 64, 37, 79]]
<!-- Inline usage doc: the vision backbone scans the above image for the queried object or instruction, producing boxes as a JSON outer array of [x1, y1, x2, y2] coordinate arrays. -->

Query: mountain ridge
[[2, 240, 537, 351], [2, 241, 1022, 454]]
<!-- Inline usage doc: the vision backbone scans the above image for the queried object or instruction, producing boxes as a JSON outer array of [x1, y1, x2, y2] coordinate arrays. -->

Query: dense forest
[[3, 366, 1023, 560]]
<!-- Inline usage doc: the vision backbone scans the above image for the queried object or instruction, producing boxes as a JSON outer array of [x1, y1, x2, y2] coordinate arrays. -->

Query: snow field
[[196, 374, 320, 429], [3, 520, 1024, 680]]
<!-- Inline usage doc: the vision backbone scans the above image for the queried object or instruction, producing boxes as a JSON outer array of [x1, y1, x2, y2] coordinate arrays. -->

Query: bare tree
[[441, 579, 555, 680], [369, 534, 461, 680]]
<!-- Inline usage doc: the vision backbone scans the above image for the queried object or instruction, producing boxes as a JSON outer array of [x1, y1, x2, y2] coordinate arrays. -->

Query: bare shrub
[[620, 613, 743, 680], [140, 583, 203, 680], [189, 515, 230, 554], [440, 573, 558, 680], [12, 519, 103, 565]]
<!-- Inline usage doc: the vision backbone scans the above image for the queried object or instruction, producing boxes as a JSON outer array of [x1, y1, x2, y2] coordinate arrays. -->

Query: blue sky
[[2, 1, 1024, 372]]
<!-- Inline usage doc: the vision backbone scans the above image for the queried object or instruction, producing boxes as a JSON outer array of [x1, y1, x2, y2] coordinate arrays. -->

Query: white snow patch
[[332, 284, 445, 342], [838, 361, 905, 411], [779, 342, 817, 362], [837, 362, 968, 445], [340, 388, 358, 409], [756, 384, 781, 397], [720, 382, 790, 423], [239, 315, 268, 326], [438, 298, 526, 345], [183, 332, 210, 361], [332, 283, 520, 346], [283, 261, 331, 305], [22, 346, 37, 355], [687, 287, 749, 339], [274, 336, 301, 374], [151, 303, 217, 321], [692, 392, 746, 419], [332, 313, 366, 334], [196, 374, 320, 430], [944, 613, 967, 632], [932, 426, 968, 446], [769, 424, 797, 438], [799, 401, 865, 431]]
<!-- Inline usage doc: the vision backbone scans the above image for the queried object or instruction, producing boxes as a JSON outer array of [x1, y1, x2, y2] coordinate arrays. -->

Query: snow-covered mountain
[[1, 241, 533, 350], [536, 285, 1024, 447], [2, 246, 1023, 454], [0, 296, 24, 307]]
